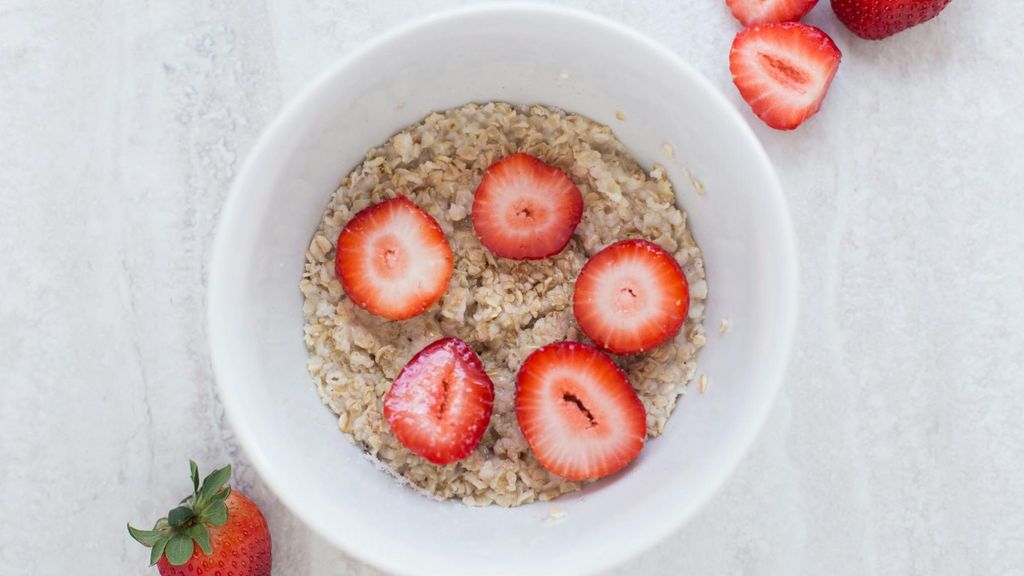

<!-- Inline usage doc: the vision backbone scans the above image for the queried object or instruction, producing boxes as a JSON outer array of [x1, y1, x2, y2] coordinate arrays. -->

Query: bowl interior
[[209, 6, 796, 576]]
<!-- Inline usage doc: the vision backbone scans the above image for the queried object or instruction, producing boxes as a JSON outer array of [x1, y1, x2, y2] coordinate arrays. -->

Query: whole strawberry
[[128, 461, 271, 576], [831, 0, 952, 40]]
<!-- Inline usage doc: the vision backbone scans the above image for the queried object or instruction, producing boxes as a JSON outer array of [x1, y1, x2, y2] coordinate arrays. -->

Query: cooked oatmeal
[[300, 102, 708, 507]]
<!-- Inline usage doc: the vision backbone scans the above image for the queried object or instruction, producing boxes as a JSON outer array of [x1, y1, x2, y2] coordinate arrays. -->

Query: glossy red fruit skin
[[156, 492, 271, 576], [384, 338, 495, 465], [831, 0, 951, 40]]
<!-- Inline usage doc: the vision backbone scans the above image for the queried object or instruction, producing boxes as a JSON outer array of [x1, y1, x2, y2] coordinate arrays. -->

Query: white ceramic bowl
[[208, 5, 796, 575]]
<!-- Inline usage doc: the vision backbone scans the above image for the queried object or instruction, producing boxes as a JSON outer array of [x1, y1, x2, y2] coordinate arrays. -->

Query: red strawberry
[[572, 239, 689, 355], [726, 0, 819, 26], [129, 462, 271, 575], [729, 22, 842, 130], [335, 196, 453, 320], [384, 338, 495, 465], [471, 153, 584, 259], [832, 0, 951, 40], [516, 341, 646, 481]]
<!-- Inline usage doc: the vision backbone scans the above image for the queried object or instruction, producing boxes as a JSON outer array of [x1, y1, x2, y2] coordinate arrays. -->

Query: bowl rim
[[208, 3, 798, 574]]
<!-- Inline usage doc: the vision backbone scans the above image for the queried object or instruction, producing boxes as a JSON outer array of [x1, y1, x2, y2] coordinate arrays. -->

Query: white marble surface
[[2, 1, 1022, 574]]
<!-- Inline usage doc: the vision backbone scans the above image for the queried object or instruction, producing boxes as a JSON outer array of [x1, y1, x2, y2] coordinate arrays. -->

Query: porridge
[[300, 102, 707, 507]]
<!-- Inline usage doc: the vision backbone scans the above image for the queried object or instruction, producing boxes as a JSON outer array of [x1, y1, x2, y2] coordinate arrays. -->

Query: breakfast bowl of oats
[[209, 5, 796, 575]]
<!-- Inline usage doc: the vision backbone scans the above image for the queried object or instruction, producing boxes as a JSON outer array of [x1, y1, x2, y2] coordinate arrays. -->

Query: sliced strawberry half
[[729, 22, 842, 130], [726, 0, 819, 26], [335, 196, 453, 321], [516, 341, 646, 481], [384, 338, 494, 465], [573, 239, 689, 355], [471, 153, 583, 259]]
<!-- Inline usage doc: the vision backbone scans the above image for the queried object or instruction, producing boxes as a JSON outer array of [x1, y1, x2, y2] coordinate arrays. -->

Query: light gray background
[[2, 1, 1022, 574]]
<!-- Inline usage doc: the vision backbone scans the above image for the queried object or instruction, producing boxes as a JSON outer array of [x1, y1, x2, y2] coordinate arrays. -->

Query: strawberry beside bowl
[[208, 5, 797, 575]]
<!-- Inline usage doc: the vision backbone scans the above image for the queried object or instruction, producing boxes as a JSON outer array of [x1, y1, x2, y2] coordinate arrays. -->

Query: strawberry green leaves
[[150, 533, 170, 566], [127, 524, 163, 546], [127, 519, 178, 566], [168, 506, 194, 527], [128, 460, 234, 566], [198, 464, 231, 502], [187, 523, 213, 555], [204, 497, 229, 526], [165, 534, 194, 565]]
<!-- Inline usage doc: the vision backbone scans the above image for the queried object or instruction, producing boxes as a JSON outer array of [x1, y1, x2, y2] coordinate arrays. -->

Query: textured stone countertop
[[2, 1, 1022, 574]]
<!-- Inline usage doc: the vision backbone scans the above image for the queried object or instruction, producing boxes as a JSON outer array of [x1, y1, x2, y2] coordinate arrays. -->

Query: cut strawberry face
[[573, 239, 689, 355], [384, 338, 495, 465], [726, 0, 819, 26], [335, 196, 453, 321], [471, 153, 584, 260], [729, 22, 842, 130], [515, 341, 646, 481]]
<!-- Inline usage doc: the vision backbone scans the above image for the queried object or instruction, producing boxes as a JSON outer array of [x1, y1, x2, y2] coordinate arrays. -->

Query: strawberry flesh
[[573, 239, 689, 355], [832, 0, 951, 40], [726, 0, 819, 26], [335, 196, 453, 320], [384, 338, 494, 465], [729, 22, 842, 130], [472, 153, 583, 259], [516, 341, 646, 481]]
